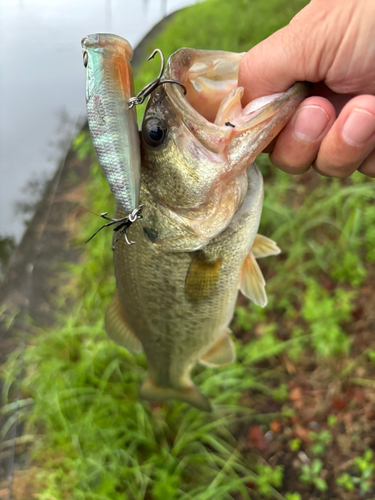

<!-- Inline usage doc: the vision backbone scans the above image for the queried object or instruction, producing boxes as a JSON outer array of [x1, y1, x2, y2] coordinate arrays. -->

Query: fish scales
[[114, 166, 262, 396]]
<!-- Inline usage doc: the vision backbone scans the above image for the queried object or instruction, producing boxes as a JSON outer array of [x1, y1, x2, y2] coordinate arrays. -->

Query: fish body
[[82, 33, 140, 212], [102, 47, 309, 411], [109, 167, 263, 412]]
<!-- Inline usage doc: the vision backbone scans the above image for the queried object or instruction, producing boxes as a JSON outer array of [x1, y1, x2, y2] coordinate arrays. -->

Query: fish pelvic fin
[[105, 289, 142, 353], [252, 234, 281, 259], [200, 330, 236, 367], [185, 252, 222, 303], [140, 376, 212, 412], [239, 251, 267, 307]]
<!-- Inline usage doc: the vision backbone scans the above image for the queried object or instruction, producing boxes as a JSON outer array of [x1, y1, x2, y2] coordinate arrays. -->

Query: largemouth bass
[[93, 45, 308, 411], [82, 33, 140, 213]]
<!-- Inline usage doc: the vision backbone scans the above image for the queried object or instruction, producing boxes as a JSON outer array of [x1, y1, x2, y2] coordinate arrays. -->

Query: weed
[[255, 464, 284, 498], [327, 415, 337, 427], [309, 430, 333, 456], [353, 449, 375, 492], [336, 473, 355, 491], [285, 494, 302, 500], [337, 450, 375, 493], [300, 459, 328, 492], [368, 350, 375, 364], [289, 439, 301, 453]]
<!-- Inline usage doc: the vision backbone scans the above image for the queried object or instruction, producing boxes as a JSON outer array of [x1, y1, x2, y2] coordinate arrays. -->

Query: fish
[[102, 46, 309, 411], [81, 33, 140, 213]]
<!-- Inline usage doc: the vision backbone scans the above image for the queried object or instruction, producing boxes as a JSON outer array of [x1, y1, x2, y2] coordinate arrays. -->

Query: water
[[0, 0, 198, 242]]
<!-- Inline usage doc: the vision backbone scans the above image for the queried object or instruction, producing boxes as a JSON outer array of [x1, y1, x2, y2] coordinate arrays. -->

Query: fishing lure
[[82, 33, 141, 215], [86, 206, 143, 248]]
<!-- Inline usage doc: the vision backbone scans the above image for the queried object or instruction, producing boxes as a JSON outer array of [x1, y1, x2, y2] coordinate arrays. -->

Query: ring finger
[[314, 95, 375, 178]]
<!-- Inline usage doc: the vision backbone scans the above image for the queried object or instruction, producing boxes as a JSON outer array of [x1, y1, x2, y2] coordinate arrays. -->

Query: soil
[[232, 267, 375, 500]]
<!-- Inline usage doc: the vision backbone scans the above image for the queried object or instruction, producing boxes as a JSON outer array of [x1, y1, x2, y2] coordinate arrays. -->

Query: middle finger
[[269, 96, 336, 174]]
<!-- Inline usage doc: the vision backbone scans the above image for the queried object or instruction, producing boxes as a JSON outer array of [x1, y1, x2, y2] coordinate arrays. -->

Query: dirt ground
[[232, 269, 375, 500]]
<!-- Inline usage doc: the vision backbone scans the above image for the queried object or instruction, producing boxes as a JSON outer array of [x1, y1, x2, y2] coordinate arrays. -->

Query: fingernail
[[342, 108, 375, 146], [293, 106, 330, 142]]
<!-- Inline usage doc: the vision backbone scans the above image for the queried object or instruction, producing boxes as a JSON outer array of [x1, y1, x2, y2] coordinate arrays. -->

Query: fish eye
[[143, 119, 167, 147], [83, 51, 88, 68]]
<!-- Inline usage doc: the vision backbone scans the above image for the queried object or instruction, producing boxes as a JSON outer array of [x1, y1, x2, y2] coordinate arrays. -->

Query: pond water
[[0, 0, 198, 243]]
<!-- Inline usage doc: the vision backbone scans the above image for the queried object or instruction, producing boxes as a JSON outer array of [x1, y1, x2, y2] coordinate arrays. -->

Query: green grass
[[2, 0, 375, 498]]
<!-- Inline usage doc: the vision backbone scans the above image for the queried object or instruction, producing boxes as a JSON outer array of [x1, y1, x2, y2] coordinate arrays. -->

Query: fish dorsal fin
[[185, 252, 222, 303], [252, 234, 281, 259], [239, 252, 267, 307], [105, 289, 142, 353], [199, 331, 235, 367], [140, 375, 212, 412]]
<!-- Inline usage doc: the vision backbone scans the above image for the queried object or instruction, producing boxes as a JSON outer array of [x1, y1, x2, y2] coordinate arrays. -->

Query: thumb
[[238, 1, 335, 103]]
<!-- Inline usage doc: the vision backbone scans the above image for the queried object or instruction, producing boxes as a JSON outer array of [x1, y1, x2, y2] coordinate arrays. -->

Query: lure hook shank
[[128, 48, 187, 108]]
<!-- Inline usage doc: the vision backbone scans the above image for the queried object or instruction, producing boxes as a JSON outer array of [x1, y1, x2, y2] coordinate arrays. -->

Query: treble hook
[[128, 48, 187, 108], [86, 205, 143, 249]]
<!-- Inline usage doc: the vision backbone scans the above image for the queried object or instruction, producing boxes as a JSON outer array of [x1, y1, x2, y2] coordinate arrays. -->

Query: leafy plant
[[336, 449, 375, 494], [300, 459, 328, 492], [289, 438, 301, 452], [309, 430, 333, 456], [327, 415, 337, 427], [353, 449, 375, 493], [255, 463, 283, 498], [285, 494, 302, 500], [336, 473, 355, 492]]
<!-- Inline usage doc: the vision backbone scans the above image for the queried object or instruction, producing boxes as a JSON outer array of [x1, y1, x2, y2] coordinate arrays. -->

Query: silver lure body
[[82, 33, 140, 213]]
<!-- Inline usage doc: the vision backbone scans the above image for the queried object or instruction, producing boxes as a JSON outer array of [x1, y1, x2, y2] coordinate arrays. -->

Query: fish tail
[[140, 375, 212, 412]]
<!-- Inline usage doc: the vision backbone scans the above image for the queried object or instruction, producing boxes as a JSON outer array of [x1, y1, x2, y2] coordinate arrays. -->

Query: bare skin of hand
[[238, 0, 375, 178]]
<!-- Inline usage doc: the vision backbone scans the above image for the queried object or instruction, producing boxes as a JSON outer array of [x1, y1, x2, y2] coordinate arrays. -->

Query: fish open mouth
[[164, 48, 309, 154]]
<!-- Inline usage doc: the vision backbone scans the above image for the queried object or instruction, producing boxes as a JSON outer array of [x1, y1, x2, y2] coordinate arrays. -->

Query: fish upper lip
[[168, 75, 308, 132], [159, 48, 309, 155]]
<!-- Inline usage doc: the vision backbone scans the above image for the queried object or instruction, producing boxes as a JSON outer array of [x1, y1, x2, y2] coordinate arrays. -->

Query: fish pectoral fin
[[105, 289, 142, 353], [252, 234, 281, 259], [140, 376, 212, 412], [239, 252, 267, 307], [185, 252, 222, 303], [199, 331, 236, 367]]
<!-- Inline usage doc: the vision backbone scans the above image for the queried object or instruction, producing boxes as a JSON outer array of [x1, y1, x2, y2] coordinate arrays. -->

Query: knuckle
[[360, 170, 375, 178], [313, 160, 353, 178], [270, 151, 311, 173], [358, 156, 375, 178]]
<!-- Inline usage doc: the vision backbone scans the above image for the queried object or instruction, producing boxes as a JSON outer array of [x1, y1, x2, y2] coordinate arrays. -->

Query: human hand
[[238, 0, 375, 178]]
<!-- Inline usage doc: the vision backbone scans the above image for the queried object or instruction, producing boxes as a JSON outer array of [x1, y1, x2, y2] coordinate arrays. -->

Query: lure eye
[[83, 51, 88, 68], [143, 119, 167, 147]]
